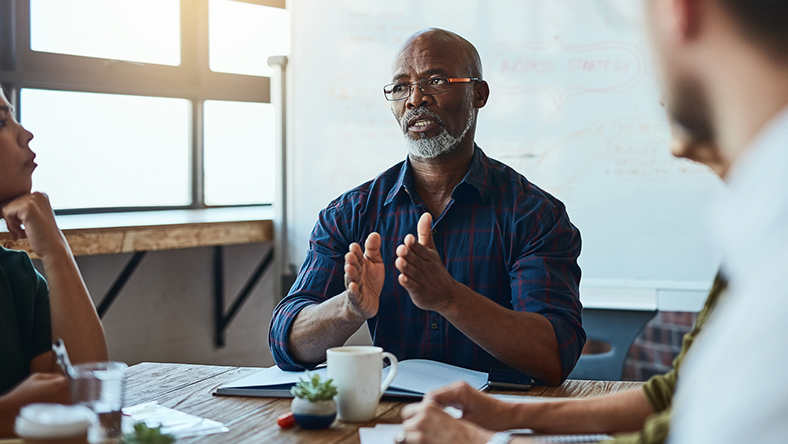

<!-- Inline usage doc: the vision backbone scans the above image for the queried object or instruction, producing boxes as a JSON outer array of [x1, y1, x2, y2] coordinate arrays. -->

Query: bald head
[[394, 28, 483, 79]]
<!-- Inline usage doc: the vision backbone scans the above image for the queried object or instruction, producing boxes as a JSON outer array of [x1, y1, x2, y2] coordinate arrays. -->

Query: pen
[[52, 338, 74, 376]]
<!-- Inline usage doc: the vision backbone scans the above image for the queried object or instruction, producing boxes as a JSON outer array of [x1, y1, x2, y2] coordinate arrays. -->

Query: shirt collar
[[709, 103, 788, 286], [384, 144, 493, 206]]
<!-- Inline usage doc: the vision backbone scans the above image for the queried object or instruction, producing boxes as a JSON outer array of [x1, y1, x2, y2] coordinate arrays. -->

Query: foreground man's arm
[[396, 213, 582, 385], [400, 381, 655, 444]]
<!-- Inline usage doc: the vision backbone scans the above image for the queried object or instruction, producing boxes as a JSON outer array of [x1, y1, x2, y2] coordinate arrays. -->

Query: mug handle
[[379, 352, 399, 400]]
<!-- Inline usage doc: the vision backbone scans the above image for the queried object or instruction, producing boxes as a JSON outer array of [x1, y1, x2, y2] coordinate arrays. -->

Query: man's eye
[[392, 84, 408, 93], [429, 78, 448, 85]]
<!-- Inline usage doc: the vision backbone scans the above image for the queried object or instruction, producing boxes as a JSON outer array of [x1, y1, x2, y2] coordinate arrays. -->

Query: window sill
[[0, 207, 274, 258]]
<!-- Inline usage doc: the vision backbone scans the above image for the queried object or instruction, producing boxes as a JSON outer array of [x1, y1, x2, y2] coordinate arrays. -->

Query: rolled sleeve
[[510, 205, 584, 382], [268, 198, 358, 371]]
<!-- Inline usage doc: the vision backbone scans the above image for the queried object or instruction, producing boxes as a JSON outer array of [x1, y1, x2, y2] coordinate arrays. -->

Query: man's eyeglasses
[[383, 77, 480, 101]]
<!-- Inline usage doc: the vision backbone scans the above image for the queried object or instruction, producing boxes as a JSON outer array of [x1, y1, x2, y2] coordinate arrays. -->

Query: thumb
[[417, 212, 435, 249], [364, 232, 383, 263]]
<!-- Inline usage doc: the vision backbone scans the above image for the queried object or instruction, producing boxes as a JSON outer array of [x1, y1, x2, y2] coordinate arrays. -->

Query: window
[[203, 100, 276, 206], [0, 0, 288, 212], [31, 0, 181, 66]]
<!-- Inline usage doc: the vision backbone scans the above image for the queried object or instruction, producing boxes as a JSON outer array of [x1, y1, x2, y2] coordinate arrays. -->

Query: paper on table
[[358, 424, 402, 444], [382, 359, 487, 395], [122, 402, 229, 438]]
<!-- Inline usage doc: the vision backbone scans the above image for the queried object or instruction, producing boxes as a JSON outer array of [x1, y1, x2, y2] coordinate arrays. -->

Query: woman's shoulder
[[0, 246, 39, 281]]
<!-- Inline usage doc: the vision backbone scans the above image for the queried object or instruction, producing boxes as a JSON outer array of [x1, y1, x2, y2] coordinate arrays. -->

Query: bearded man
[[268, 28, 584, 385]]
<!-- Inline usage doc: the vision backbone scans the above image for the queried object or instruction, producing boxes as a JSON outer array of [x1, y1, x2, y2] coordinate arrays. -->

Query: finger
[[344, 262, 360, 286], [417, 213, 435, 249], [345, 250, 360, 268], [425, 381, 473, 408], [396, 243, 409, 258], [3, 212, 25, 241], [347, 282, 361, 298], [348, 242, 364, 263], [398, 272, 422, 292], [401, 402, 424, 420], [395, 256, 427, 285], [364, 232, 382, 263], [404, 234, 438, 261]]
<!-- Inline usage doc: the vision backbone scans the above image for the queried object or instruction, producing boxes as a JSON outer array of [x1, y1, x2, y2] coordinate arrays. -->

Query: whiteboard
[[286, 0, 723, 297]]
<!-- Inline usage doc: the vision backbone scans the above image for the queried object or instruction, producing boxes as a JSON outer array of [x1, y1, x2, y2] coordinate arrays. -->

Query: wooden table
[[126, 362, 643, 443]]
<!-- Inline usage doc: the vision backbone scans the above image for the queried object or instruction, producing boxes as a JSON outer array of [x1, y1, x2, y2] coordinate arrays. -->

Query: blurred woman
[[0, 89, 107, 436]]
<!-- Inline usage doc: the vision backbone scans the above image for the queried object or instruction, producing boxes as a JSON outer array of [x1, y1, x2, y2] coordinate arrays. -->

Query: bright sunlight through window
[[204, 101, 276, 206], [30, 0, 181, 66], [22, 89, 191, 209], [209, 0, 290, 77]]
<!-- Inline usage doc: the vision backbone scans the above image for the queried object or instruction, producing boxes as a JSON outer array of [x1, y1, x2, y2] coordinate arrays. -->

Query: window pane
[[21, 89, 191, 209], [204, 101, 275, 206], [209, 0, 290, 77], [30, 0, 180, 66]]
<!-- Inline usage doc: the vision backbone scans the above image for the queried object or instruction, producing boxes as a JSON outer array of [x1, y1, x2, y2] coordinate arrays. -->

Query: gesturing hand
[[344, 232, 385, 320], [395, 212, 460, 313], [1, 192, 67, 259]]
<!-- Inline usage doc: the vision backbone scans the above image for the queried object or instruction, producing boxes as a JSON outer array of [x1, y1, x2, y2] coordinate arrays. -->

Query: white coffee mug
[[326, 345, 398, 422]]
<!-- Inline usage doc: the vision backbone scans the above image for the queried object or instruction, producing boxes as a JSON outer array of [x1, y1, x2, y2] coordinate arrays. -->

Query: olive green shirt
[[0, 247, 51, 394], [607, 274, 727, 444]]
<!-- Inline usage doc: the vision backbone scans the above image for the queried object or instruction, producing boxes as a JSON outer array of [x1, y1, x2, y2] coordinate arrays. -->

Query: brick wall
[[621, 311, 699, 381]]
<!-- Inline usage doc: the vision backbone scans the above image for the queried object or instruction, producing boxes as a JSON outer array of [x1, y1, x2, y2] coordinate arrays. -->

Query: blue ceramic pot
[[291, 397, 337, 430]]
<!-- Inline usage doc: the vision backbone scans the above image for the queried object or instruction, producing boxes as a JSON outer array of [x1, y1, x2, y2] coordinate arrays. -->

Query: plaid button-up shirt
[[269, 146, 585, 381]]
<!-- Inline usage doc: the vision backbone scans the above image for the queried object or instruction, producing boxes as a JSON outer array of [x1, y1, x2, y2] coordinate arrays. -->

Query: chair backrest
[[569, 309, 657, 380]]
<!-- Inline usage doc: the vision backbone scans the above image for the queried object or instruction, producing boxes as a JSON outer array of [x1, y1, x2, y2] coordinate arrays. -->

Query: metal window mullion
[[192, 99, 205, 208]]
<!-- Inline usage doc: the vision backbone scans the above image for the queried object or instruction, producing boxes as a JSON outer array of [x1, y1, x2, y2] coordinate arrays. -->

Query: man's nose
[[405, 85, 431, 109]]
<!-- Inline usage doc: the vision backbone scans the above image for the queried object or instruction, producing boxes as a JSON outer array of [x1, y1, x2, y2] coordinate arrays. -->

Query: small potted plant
[[290, 373, 338, 429]]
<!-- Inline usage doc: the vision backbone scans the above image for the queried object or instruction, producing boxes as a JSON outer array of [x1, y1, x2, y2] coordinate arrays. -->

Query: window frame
[[0, 0, 285, 214]]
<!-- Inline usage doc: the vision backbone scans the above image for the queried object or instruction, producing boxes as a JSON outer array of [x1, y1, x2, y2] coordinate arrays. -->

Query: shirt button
[[431, 322, 438, 330], [431, 228, 437, 235]]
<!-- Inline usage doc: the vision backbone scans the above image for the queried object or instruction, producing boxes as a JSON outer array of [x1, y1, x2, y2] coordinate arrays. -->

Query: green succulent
[[122, 422, 176, 444], [290, 372, 338, 402]]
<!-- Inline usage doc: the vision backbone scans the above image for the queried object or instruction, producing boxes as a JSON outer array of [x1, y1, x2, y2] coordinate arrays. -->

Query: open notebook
[[214, 359, 488, 399]]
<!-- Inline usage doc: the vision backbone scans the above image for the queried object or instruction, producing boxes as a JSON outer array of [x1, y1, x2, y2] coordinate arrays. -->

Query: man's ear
[[671, 0, 702, 42], [474, 80, 490, 109]]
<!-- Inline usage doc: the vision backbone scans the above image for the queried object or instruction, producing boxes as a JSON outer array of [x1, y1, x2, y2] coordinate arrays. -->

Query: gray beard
[[402, 106, 475, 160]]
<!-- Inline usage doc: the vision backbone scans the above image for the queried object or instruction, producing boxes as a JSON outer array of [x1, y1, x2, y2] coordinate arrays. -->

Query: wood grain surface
[[125, 362, 643, 444], [0, 219, 273, 258]]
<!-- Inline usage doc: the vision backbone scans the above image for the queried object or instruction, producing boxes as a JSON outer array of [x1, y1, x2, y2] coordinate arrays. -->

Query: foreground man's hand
[[400, 398, 494, 444], [403, 382, 519, 431], [343, 232, 385, 319]]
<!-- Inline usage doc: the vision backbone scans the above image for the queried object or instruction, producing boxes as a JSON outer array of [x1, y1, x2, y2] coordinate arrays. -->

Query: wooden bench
[[0, 207, 274, 347]]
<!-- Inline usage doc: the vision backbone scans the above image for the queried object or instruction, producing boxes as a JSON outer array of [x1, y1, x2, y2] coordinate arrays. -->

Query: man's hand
[[343, 232, 385, 320], [395, 212, 460, 313], [402, 382, 519, 431], [400, 398, 494, 444], [1, 192, 68, 260]]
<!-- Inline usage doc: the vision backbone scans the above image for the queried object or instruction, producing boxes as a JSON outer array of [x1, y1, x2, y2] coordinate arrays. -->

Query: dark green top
[[607, 274, 727, 444], [0, 246, 51, 394]]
